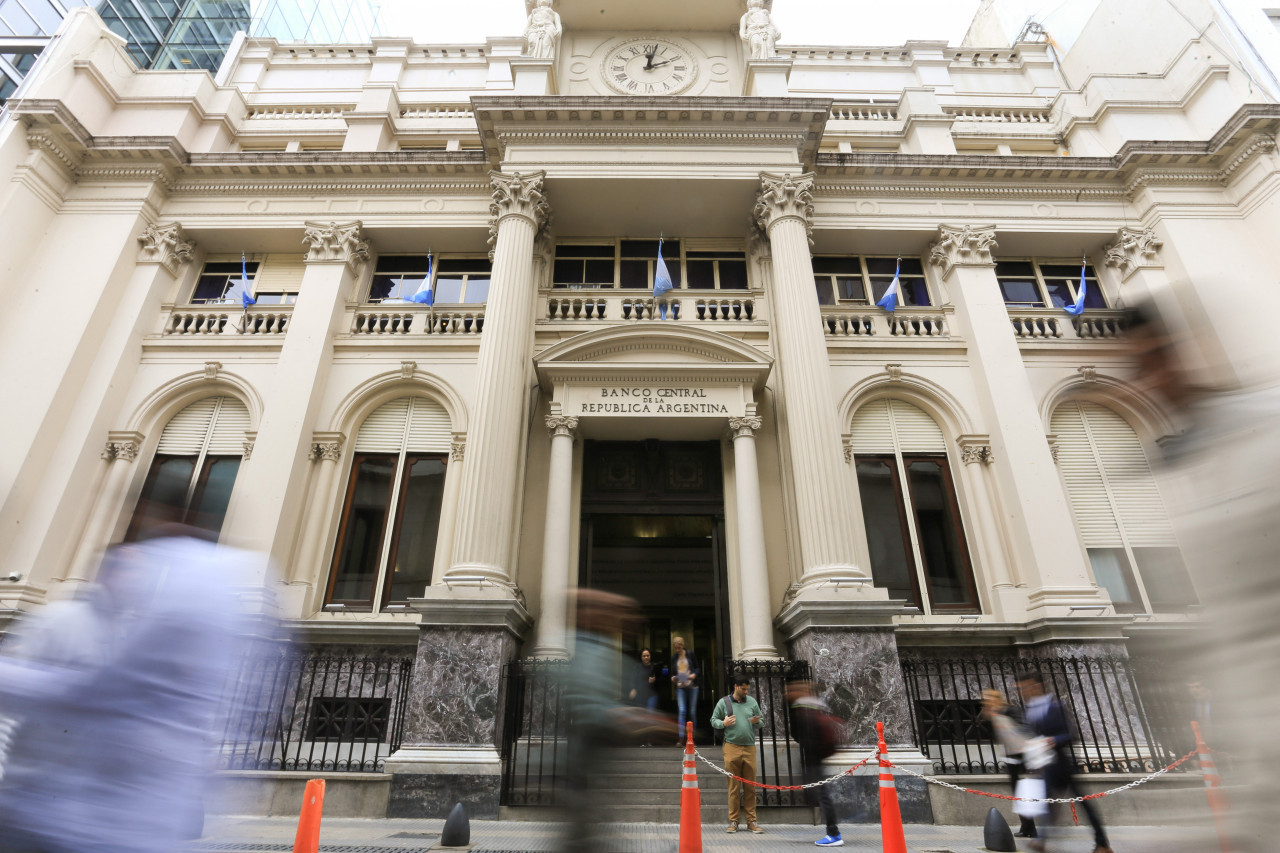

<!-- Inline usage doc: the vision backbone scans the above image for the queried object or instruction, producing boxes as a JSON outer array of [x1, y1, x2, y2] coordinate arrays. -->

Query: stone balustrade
[[165, 310, 230, 335], [162, 306, 291, 336], [350, 306, 484, 336], [822, 306, 952, 339], [1010, 308, 1130, 342], [830, 102, 900, 121], [944, 106, 1052, 123], [543, 292, 760, 324]]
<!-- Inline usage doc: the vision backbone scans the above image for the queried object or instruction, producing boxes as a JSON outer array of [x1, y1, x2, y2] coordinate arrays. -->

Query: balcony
[[1009, 308, 1130, 343], [349, 305, 484, 336], [540, 291, 763, 326], [160, 305, 292, 336], [822, 306, 954, 341]]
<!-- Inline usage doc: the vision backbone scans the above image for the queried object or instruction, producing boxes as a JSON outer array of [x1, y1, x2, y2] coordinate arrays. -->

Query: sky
[[376, 1, 986, 47]]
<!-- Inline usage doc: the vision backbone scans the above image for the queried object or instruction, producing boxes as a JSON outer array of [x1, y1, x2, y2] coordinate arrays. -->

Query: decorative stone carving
[[242, 441, 255, 461], [739, 0, 780, 60], [401, 360, 417, 379], [136, 223, 196, 274], [842, 439, 853, 464], [753, 173, 815, 244], [522, 0, 561, 59], [1078, 365, 1098, 382], [1046, 434, 1060, 463], [451, 439, 466, 462], [1103, 226, 1163, 279], [929, 225, 998, 279], [204, 361, 222, 381], [489, 171, 550, 230], [957, 434, 995, 465], [101, 440, 139, 462], [728, 415, 763, 436], [302, 221, 370, 267], [310, 439, 344, 462], [545, 415, 579, 438], [885, 363, 904, 382]]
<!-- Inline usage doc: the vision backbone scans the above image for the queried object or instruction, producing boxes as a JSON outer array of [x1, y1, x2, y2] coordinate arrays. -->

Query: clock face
[[603, 38, 698, 96]]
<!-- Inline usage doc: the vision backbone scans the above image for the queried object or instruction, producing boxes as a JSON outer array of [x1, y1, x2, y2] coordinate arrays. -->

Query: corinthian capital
[[753, 172, 815, 240], [929, 225, 998, 279], [728, 415, 763, 437], [1103, 226, 1163, 281], [137, 223, 196, 275], [490, 171, 551, 230], [302, 221, 370, 268], [545, 415, 579, 438]]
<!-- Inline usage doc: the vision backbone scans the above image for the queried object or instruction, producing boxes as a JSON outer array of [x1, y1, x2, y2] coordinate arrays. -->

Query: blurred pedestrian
[[670, 636, 701, 743], [626, 648, 662, 713], [0, 532, 259, 853], [787, 678, 843, 847], [711, 674, 764, 834], [1016, 671, 1112, 853], [982, 688, 1043, 839]]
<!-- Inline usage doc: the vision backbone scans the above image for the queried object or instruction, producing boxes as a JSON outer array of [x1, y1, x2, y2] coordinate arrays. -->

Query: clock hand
[[648, 58, 677, 69], [643, 44, 657, 70]]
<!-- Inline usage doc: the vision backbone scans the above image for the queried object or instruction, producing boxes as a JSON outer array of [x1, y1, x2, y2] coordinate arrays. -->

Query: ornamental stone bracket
[[545, 415, 578, 438], [929, 225, 998, 280], [101, 431, 145, 462], [841, 436, 854, 463], [302, 221, 370, 269], [309, 432, 346, 462], [487, 171, 551, 258], [728, 415, 763, 437], [137, 223, 196, 275], [956, 434, 995, 465], [1078, 365, 1099, 382], [1103, 226, 1163, 282], [754, 172, 815, 245], [451, 435, 467, 462], [1046, 433, 1060, 463]]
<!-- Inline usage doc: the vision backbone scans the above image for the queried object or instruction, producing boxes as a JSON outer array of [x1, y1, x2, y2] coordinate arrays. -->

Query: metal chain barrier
[[882, 746, 1201, 804], [691, 746, 878, 791]]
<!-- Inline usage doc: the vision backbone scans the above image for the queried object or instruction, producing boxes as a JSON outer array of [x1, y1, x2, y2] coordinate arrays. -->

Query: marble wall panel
[[789, 628, 914, 746], [401, 626, 520, 746], [387, 773, 500, 819], [824, 774, 932, 825]]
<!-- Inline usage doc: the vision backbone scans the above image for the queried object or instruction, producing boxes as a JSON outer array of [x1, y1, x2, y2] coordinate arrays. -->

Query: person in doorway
[[1016, 671, 1113, 853], [670, 636, 701, 742], [711, 674, 764, 834], [787, 678, 843, 847], [982, 688, 1041, 839], [634, 649, 661, 712]]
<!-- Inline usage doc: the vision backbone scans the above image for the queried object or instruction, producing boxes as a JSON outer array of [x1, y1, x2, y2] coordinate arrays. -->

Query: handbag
[[1013, 776, 1049, 818]]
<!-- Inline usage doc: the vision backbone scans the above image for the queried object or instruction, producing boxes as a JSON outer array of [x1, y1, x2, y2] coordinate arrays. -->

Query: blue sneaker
[[815, 835, 844, 847]]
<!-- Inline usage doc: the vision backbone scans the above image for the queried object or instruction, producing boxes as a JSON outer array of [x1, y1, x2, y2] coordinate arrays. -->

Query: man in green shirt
[[711, 675, 765, 833]]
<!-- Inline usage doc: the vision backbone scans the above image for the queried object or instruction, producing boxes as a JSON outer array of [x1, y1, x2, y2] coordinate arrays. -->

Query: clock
[[602, 37, 698, 96]]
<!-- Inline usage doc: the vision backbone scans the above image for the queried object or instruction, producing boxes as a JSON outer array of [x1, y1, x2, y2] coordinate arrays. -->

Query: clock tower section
[[541, 0, 754, 96]]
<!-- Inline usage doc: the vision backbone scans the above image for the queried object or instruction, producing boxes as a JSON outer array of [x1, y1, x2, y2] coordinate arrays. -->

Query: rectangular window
[[686, 250, 746, 291], [552, 240, 745, 291], [855, 456, 921, 607], [328, 454, 397, 607], [1087, 547, 1143, 613], [191, 261, 260, 304], [368, 256, 492, 304], [553, 244, 616, 288], [996, 260, 1105, 309], [813, 256, 930, 306], [903, 456, 979, 610], [384, 456, 447, 603], [1132, 547, 1199, 611]]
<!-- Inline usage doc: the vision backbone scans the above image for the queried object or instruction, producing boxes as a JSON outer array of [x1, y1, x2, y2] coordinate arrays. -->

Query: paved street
[[190, 816, 1222, 853]]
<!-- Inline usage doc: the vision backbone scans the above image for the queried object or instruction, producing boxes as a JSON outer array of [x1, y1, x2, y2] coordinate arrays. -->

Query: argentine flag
[[226, 253, 256, 307], [876, 258, 902, 312], [653, 239, 673, 319], [1063, 261, 1087, 315], [406, 254, 435, 305]]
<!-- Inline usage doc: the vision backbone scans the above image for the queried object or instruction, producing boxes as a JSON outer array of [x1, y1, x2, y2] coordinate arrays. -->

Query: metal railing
[[900, 655, 1192, 775], [724, 658, 812, 807], [218, 648, 414, 773], [499, 658, 569, 806]]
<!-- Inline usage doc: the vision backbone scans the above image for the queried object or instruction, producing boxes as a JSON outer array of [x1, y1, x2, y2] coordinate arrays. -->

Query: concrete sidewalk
[[189, 815, 1221, 853]]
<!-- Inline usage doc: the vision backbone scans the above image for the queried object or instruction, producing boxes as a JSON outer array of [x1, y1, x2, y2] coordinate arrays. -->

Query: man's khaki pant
[[723, 742, 758, 824]]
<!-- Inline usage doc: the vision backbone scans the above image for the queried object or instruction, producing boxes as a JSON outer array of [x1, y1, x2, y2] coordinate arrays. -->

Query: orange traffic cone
[[1192, 721, 1231, 853], [876, 721, 908, 853], [292, 778, 326, 853], [679, 721, 703, 853]]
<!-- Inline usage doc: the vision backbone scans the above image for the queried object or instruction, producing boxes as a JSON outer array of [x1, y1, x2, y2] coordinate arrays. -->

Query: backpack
[[813, 711, 843, 759]]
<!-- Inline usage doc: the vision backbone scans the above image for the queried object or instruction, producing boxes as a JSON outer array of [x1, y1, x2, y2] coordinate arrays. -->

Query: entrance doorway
[[579, 440, 729, 741]]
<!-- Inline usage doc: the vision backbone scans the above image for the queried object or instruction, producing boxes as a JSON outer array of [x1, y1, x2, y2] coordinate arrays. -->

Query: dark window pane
[[192, 274, 231, 302], [999, 278, 1043, 306], [836, 276, 866, 301], [812, 256, 859, 275], [186, 456, 241, 534], [556, 244, 615, 258], [904, 279, 932, 307], [1087, 547, 1142, 613], [436, 258, 492, 273], [1044, 279, 1073, 308], [855, 457, 919, 606], [904, 458, 976, 609], [126, 455, 196, 539], [386, 456, 447, 602], [815, 277, 835, 305], [864, 257, 900, 276], [583, 258, 615, 285], [686, 249, 740, 259], [621, 239, 662, 257], [717, 260, 748, 290], [329, 456, 397, 606], [374, 255, 432, 274], [368, 275, 396, 302], [1082, 284, 1106, 309], [1134, 547, 1198, 611], [553, 258, 584, 285], [620, 259, 649, 289], [686, 259, 715, 289], [995, 261, 1036, 278]]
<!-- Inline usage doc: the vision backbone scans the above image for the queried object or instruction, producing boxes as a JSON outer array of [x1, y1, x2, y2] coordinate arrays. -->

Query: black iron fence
[[724, 658, 812, 807], [218, 648, 414, 773], [900, 655, 1194, 775]]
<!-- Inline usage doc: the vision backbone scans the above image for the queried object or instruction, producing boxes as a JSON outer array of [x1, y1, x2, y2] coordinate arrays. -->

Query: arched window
[[850, 399, 978, 613], [126, 396, 250, 539], [325, 397, 451, 611], [1051, 400, 1197, 613]]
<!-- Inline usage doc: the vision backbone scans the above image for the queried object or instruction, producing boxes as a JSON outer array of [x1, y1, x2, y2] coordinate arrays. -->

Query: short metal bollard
[[982, 806, 1016, 852], [440, 802, 470, 847]]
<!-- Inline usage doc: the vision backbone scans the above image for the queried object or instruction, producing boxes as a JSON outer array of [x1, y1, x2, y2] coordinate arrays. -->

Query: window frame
[[366, 254, 492, 305], [189, 258, 262, 305], [994, 258, 1105, 310], [813, 254, 931, 307], [550, 238, 750, 292]]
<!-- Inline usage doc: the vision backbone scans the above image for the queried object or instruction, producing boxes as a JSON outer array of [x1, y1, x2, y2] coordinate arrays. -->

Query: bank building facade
[[1, 0, 1276, 822]]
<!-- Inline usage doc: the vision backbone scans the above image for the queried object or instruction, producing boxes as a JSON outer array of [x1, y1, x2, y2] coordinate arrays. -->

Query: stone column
[[282, 434, 345, 608], [930, 226, 1105, 617], [531, 414, 577, 659], [1103, 226, 1191, 343], [219, 222, 369, 598], [729, 414, 779, 659], [64, 432, 144, 585], [752, 173, 865, 589], [446, 171, 549, 587]]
